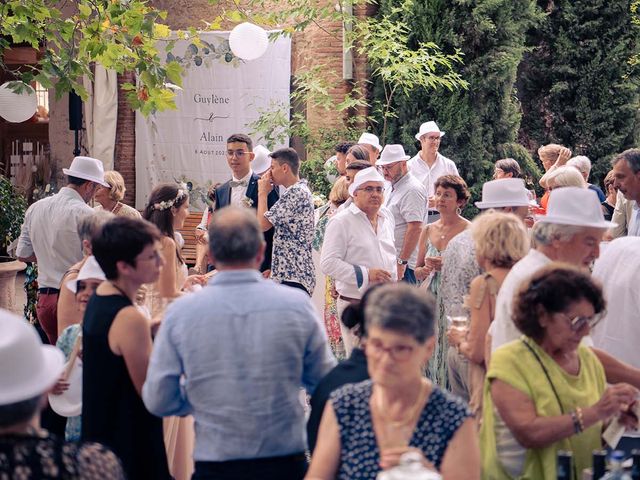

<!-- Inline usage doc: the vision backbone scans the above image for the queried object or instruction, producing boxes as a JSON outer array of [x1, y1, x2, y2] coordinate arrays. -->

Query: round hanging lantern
[[229, 22, 269, 61], [0, 82, 37, 123]]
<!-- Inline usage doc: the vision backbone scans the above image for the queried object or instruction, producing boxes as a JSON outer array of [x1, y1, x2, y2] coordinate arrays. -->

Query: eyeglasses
[[421, 136, 441, 142], [556, 311, 605, 331], [364, 339, 415, 362], [226, 150, 249, 158], [358, 186, 384, 194]]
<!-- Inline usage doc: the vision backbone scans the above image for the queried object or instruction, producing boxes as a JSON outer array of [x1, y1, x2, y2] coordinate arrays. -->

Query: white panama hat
[[475, 178, 531, 209], [0, 309, 65, 405], [62, 156, 109, 187], [348, 166, 386, 197], [537, 187, 617, 229], [65, 256, 106, 294], [375, 144, 410, 166], [251, 144, 271, 175], [357, 132, 383, 152], [415, 121, 445, 141]]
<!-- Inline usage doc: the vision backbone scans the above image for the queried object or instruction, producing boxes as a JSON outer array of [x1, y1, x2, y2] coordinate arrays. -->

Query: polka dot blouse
[[330, 379, 471, 479]]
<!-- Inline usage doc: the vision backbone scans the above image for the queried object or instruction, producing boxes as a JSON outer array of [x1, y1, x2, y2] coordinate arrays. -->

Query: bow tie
[[230, 180, 249, 188]]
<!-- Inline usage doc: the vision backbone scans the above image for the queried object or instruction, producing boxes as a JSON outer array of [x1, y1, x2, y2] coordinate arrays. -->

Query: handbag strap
[[521, 338, 566, 414]]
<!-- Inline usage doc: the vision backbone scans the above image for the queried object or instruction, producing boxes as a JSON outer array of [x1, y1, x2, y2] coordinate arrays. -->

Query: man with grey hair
[[567, 155, 605, 201], [490, 186, 614, 351], [611, 148, 640, 236], [143, 206, 336, 479]]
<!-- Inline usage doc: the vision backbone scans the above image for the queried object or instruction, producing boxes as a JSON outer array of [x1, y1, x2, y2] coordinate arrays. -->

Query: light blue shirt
[[142, 270, 336, 461]]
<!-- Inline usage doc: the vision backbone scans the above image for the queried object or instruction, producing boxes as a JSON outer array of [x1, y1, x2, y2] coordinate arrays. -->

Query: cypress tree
[[371, 0, 543, 204], [518, 0, 640, 184]]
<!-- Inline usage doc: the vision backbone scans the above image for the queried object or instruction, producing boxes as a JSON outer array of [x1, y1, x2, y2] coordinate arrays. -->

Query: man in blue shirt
[[143, 206, 336, 480]]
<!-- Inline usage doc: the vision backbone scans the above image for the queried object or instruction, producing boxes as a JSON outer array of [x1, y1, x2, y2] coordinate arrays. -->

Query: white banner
[[135, 31, 291, 209]]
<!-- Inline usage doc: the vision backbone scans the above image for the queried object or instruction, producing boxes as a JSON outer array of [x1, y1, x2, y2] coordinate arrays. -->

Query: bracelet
[[570, 410, 582, 434], [576, 406, 585, 432]]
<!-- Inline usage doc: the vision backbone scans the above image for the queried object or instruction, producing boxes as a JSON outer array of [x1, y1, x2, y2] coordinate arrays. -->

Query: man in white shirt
[[490, 187, 615, 352], [376, 144, 427, 283], [320, 167, 397, 354], [357, 132, 383, 163], [408, 121, 459, 223], [17, 156, 108, 345], [611, 148, 640, 236]]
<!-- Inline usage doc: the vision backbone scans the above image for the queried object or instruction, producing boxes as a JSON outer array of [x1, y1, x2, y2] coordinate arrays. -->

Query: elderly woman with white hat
[[0, 308, 124, 479]]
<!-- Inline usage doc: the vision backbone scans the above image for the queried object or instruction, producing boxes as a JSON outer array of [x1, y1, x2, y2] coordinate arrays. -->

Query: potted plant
[[0, 175, 28, 313]]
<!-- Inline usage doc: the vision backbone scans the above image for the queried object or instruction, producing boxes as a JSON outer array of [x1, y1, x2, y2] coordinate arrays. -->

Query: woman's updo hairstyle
[[340, 284, 383, 338]]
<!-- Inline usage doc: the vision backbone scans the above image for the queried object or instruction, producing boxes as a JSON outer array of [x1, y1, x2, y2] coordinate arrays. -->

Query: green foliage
[[372, 0, 543, 205], [0, 0, 185, 114], [0, 175, 27, 254], [518, 0, 640, 187]]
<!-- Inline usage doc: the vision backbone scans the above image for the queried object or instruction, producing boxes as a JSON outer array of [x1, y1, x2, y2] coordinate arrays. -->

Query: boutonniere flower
[[242, 197, 254, 208]]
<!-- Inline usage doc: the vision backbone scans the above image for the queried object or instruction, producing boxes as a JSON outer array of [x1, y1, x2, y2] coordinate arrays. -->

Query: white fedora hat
[[251, 144, 271, 175], [348, 166, 386, 197], [48, 355, 82, 417], [65, 256, 106, 294], [375, 144, 410, 166], [415, 121, 445, 141], [62, 156, 109, 187], [475, 178, 530, 209], [0, 309, 65, 405], [357, 132, 383, 152], [538, 187, 617, 229]]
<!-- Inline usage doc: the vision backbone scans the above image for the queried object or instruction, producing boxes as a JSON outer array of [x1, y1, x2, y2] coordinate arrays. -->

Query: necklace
[[109, 281, 131, 300], [110, 202, 122, 214], [373, 380, 427, 427]]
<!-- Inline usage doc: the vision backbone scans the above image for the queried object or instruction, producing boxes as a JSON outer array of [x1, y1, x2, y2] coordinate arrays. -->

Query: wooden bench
[[177, 211, 205, 266]]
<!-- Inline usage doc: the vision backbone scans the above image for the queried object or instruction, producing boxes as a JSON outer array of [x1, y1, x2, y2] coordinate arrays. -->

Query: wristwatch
[[397, 258, 408, 265]]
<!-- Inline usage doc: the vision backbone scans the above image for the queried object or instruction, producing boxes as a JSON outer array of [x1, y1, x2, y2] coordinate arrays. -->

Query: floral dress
[[55, 324, 82, 441], [424, 241, 448, 389], [313, 203, 343, 355]]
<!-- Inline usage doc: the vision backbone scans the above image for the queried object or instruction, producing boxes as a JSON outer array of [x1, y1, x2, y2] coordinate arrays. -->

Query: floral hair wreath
[[152, 186, 188, 212]]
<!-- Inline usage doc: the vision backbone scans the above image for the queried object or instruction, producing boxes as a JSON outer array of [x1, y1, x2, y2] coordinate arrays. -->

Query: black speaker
[[69, 91, 83, 131]]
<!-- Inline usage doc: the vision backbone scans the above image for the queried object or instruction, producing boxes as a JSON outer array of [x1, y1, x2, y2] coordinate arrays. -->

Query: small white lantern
[[229, 22, 269, 61], [0, 82, 37, 123]]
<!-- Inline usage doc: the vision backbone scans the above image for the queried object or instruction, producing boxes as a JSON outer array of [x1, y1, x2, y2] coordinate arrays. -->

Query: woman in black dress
[[81, 216, 171, 479]]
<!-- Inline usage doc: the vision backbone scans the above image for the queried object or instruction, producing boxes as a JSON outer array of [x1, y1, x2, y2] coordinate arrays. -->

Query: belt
[[338, 295, 360, 304], [38, 287, 60, 294], [427, 210, 439, 216]]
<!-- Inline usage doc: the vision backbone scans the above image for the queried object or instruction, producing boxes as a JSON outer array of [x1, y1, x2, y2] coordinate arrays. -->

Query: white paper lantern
[[229, 22, 269, 61], [0, 82, 37, 123]]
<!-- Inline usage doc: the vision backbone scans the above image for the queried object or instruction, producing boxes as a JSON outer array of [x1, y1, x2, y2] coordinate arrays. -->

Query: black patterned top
[[0, 430, 124, 479], [264, 180, 316, 294], [331, 380, 471, 479]]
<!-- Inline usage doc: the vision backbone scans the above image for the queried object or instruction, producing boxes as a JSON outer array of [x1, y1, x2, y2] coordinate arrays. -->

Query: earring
[[456, 207, 462, 215]]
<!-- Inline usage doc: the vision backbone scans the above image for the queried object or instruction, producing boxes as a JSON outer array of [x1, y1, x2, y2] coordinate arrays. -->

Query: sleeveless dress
[[81, 293, 171, 479], [331, 380, 471, 479], [424, 241, 448, 389]]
